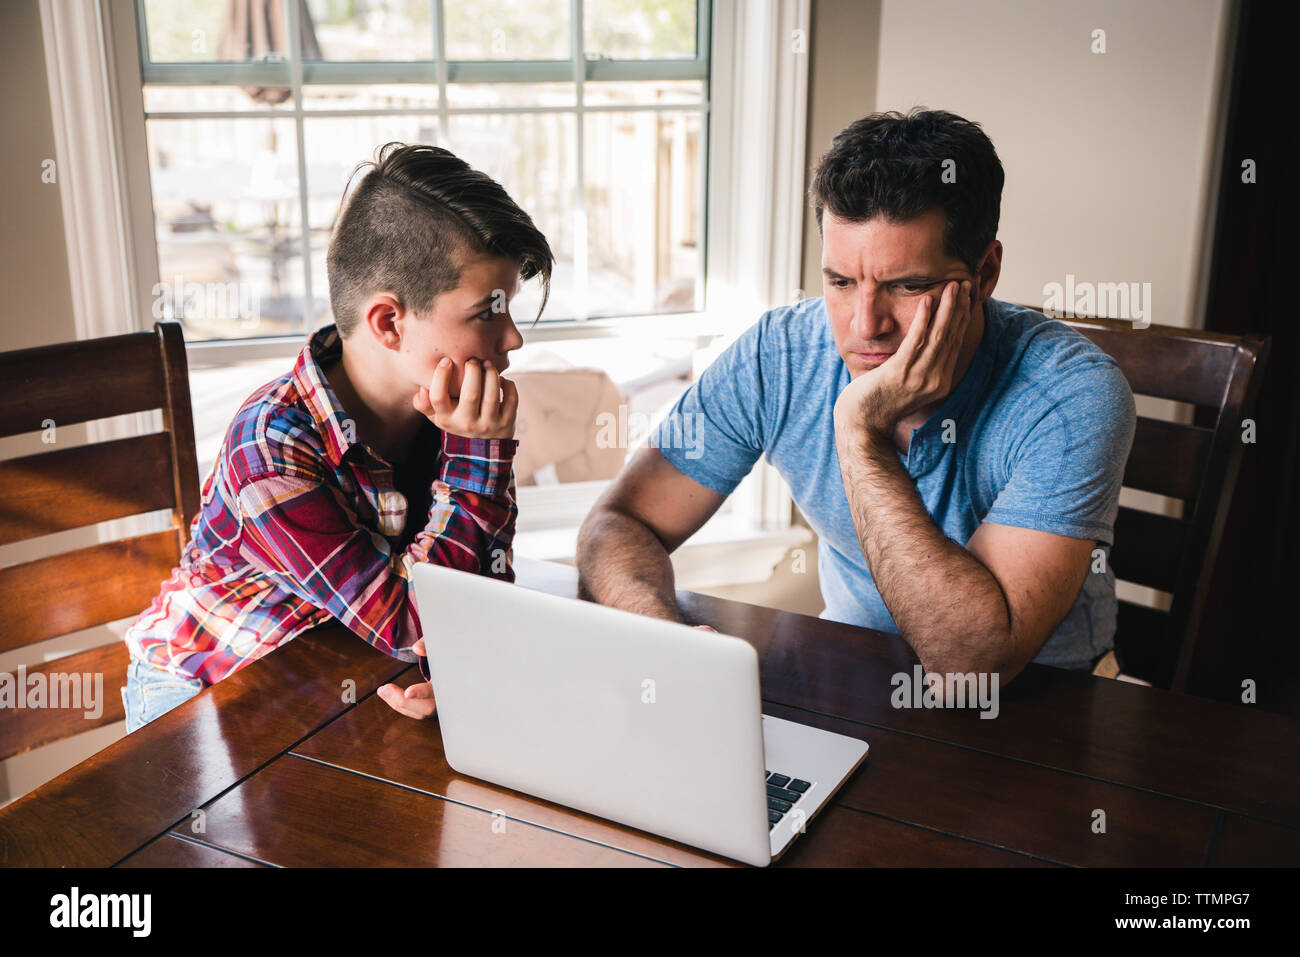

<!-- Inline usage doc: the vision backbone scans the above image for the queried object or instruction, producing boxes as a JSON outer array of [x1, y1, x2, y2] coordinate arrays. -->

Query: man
[[576, 109, 1135, 687]]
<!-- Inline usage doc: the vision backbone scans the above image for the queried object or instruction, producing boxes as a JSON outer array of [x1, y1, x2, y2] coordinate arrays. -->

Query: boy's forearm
[[576, 507, 683, 622], [437, 434, 517, 500], [431, 433, 518, 579]]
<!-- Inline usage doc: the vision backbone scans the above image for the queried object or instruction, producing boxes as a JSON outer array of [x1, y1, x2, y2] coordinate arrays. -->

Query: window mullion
[[134, 0, 152, 67], [284, 0, 314, 341], [697, 0, 711, 312], [434, 0, 449, 142], [141, 61, 706, 86], [697, 0, 711, 65], [572, 0, 588, 320]]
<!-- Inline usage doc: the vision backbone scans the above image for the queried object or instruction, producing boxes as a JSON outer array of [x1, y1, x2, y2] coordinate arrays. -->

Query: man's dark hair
[[809, 108, 1004, 273], [327, 142, 554, 336]]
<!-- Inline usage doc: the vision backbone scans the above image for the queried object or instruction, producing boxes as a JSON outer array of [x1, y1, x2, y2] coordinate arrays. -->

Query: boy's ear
[[360, 293, 405, 351]]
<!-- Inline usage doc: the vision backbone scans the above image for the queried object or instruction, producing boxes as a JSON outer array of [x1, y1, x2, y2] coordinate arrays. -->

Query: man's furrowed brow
[[822, 266, 946, 284], [880, 273, 945, 285]]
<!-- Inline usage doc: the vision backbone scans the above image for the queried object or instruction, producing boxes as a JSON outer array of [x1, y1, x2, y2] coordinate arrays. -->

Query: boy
[[121, 142, 553, 731]]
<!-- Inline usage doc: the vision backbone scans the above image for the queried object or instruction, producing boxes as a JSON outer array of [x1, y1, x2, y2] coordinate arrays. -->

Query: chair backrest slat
[[0, 332, 165, 438], [0, 433, 176, 546], [0, 527, 183, 655], [0, 643, 130, 761], [1066, 318, 1238, 407], [0, 529, 182, 653]]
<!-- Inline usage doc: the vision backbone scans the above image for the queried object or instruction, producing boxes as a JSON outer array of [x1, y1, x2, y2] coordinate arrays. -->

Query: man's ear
[[973, 241, 1003, 302], [360, 293, 404, 351]]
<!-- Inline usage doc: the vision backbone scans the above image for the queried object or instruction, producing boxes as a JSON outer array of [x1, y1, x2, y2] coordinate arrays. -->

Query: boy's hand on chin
[[379, 637, 438, 720], [414, 356, 518, 440]]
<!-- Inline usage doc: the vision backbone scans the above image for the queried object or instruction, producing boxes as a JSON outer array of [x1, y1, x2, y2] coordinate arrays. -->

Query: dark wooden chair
[[0, 322, 199, 760], [1055, 316, 1270, 690]]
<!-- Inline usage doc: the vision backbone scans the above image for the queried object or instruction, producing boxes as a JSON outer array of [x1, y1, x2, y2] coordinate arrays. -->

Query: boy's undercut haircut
[[327, 142, 554, 336], [809, 108, 1005, 273]]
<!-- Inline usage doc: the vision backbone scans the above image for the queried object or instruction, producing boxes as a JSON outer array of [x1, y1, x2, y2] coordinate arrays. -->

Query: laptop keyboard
[[765, 770, 812, 830]]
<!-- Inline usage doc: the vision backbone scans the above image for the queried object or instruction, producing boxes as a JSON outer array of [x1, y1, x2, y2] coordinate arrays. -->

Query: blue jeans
[[121, 658, 206, 733]]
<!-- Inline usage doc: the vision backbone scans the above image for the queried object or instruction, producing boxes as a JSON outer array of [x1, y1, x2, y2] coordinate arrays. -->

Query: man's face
[[396, 253, 524, 398], [822, 207, 979, 380]]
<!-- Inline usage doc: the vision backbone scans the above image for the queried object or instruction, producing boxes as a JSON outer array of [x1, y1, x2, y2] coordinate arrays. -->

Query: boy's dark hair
[[809, 108, 1004, 273], [327, 142, 554, 335]]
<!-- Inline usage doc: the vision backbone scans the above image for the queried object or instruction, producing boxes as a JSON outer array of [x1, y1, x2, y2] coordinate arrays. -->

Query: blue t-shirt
[[651, 297, 1136, 670]]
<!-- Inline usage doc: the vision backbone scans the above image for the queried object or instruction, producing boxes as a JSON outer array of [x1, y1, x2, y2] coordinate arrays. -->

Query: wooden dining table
[[2, 556, 1298, 868]]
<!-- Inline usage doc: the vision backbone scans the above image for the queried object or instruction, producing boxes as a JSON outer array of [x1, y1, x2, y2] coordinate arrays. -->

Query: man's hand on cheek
[[413, 356, 519, 440], [833, 279, 973, 445]]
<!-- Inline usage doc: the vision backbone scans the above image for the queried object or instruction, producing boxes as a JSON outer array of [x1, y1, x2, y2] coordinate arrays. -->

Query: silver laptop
[[411, 563, 869, 866]]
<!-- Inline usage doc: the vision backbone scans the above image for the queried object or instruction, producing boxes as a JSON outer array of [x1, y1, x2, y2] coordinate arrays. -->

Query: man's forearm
[[838, 433, 1014, 674], [576, 507, 684, 621]]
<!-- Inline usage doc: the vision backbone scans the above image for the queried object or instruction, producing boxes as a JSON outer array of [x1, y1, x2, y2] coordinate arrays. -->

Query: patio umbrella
[[219, 0, 323, 105]]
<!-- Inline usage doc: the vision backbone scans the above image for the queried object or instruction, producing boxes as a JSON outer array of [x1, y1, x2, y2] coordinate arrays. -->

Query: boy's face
[[396, 252, 525, 398]]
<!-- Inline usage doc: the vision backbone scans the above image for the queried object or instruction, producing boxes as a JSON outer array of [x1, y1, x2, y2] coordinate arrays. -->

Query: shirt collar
[[290, 324, 359, 468]]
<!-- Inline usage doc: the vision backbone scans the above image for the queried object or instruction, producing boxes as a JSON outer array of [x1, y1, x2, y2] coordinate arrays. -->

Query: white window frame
[[45, 0, 813, 581]]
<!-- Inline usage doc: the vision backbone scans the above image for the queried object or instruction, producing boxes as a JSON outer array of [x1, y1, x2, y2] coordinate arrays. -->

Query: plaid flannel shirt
[[124, 324, 517, 684]]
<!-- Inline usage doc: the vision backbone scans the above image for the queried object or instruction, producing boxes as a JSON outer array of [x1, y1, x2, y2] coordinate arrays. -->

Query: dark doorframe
[[1190, 0, 1300, 714]]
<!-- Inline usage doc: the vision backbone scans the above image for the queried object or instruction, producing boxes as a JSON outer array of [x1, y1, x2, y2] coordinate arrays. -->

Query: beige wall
[[0, 0, 76, 352], [801, 0, 1232, 330], [800, 0, 883, 301]]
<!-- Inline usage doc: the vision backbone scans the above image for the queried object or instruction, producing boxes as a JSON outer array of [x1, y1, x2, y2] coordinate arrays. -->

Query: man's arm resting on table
[[576, 446, 727, 622], [838, 433, 1093, 685]]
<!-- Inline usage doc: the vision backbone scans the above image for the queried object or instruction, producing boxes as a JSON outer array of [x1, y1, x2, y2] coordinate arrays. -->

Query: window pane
[[508, 336, 697, 489], [146, 118, 308, 340], [191, 358, 300, 478], [584, 0, 697, 60], [444, 0, 570, 61], [301, 83, 442, 110], [446, 82, 575, 108], [584, 110, 702, 317], [445, 112, 578, 322], [303, 116, 442, 328], [305, 114, 574, 329], [141, 0, 243, 63], [304, 0, 434, 61], [144, 85, 292, 112], [583, 79, 704, 106]]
